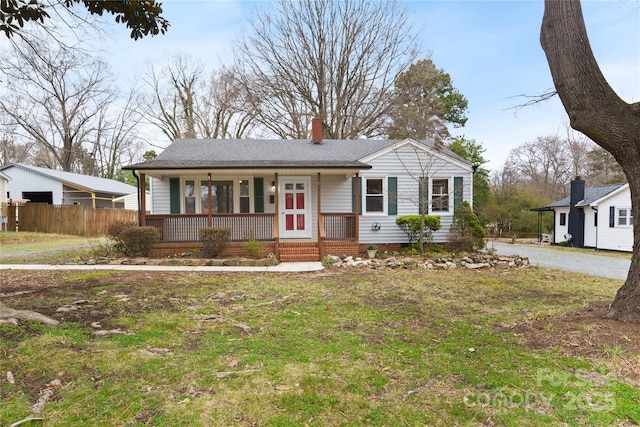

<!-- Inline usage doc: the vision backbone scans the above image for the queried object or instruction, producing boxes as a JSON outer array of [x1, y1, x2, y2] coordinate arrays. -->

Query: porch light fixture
[[271, 181, 276, 192]]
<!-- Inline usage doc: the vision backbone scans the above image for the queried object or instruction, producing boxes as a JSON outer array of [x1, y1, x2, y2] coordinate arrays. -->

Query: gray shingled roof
[[547, 183, 625, 208], [124, 138, 469, 170], [0, 163, 138, 195]]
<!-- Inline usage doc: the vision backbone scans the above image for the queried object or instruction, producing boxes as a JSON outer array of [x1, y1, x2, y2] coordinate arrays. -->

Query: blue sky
[[101, 0, 639, 171]]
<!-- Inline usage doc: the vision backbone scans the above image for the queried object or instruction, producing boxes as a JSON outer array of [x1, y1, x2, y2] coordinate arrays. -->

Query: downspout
[[133, 170, 142, 226]]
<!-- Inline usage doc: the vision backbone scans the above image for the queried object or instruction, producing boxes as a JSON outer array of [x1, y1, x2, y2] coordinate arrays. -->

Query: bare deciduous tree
[[0, 37, 147, 177], [143, 56, 255, 141], [541, 0, 640, 322], [0, 119, 33, 165], [88, 86, 146, 179], [0, 38, 114, 172], [234, 0, 419, 139], [501, 136, 576, 199]]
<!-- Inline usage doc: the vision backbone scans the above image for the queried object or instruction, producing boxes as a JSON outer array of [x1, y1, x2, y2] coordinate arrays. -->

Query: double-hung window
[[617, 208, 634, 226], [431, 179, 449, 212], [185, 180, 196, 214], [364, 177, 385, 214], [238, 180, 250, 213]]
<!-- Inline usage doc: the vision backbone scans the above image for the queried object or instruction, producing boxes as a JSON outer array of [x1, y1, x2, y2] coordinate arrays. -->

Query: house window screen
[[185, 180, 196, 214], [431, 179, 449, 212], [365, 178, 384, 213], [239, 180, 250, 213], [617, 208, 633, 226]]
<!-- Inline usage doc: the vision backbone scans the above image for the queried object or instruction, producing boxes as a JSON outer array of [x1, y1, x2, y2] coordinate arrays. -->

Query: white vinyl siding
[[3, 166, 62, 204], [597, 187, 633, 252], [359, 143, 472, 244], [150, 177, 171, 214], [0, 177, 7, 205]]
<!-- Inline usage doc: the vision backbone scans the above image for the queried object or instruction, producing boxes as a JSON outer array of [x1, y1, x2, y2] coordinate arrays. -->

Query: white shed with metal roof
[[0, 163, 138, 209]]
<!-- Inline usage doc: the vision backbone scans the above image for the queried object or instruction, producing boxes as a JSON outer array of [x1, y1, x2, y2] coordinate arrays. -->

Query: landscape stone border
[[324, 253, 529, 270], [78, 253, 279, 267]]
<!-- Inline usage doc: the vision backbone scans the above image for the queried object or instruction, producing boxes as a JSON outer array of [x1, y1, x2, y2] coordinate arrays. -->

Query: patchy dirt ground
[[505, 302, 640, 358], [2, 270, 639, 366]]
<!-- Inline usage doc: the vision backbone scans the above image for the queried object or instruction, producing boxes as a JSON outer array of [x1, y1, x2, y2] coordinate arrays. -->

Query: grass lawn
[[0, 232, 109, 264], [1, 265, 638, 426]]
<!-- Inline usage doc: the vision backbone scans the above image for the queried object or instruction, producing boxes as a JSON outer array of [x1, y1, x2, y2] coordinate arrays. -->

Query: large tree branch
[[540, 0, 639, 161]]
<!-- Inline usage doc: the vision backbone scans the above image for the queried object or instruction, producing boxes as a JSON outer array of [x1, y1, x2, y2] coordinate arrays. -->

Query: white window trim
[[235, 178, 252, 213], [559, 212, 567, 226], [429, 177, 453, 216], [617, 207, 633, 227], [183, 178, 197, 214], [181, 176, 253, 214], [362, 176, 387, 216]]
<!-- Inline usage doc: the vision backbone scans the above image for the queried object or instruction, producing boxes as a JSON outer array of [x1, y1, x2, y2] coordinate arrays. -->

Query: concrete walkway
[[0, 262, 324, 273], [486, 241, 631, 281]]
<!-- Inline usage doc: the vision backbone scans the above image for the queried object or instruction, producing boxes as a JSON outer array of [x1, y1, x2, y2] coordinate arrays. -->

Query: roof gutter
[[122, 164, 373, 171]]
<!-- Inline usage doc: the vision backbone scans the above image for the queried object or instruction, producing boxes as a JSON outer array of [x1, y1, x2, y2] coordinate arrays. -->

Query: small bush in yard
[[106, 221, 138, 253], [242, 239, 264, 258], [395, 215, 441, 245], [200, 227, 231, 258], [119, 227, 159, 257], [448, 201, 485, 252]]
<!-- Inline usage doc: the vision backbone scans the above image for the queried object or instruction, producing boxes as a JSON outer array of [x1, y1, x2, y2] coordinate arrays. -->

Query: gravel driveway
[[485, 241, 631, 280]]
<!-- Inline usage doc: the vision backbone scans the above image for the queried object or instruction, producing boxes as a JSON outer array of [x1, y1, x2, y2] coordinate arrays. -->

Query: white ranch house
[[124, 119, 475, 261]]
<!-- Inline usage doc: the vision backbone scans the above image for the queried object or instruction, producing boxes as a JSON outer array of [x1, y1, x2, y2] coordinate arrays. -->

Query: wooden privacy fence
[[18, 204, 137, 237]]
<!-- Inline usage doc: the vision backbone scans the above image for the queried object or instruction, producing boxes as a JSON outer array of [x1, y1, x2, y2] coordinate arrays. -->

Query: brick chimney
[[311, 117, 322, 144]]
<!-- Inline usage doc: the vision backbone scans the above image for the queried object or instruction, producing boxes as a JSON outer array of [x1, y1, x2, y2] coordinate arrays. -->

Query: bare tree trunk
[[541, 0, 640, 322]]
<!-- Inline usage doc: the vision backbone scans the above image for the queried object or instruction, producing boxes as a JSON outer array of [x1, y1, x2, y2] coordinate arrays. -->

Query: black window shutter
[[454, 176, 463, 207], [609, 206, 615, 227], [351, 176, 362, 215], [169, 178, 180, 214], [388, 177, 397, 215], [254, 177, 264, 213]]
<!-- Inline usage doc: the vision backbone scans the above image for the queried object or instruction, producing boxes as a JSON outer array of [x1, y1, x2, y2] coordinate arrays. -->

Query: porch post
[[273, 173, 280, 260], [207, 173, 213, 227], [355, 172, 360, 243], [139, 172, 147, 226], [317, 172, 324, 260]]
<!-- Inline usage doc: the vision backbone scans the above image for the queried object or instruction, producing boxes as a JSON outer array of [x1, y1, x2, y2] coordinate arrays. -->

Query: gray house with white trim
[[124, 118, 474, 261]]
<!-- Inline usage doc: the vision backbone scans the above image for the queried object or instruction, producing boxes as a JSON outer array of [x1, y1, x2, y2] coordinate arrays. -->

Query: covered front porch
[[136, 171, 364, 261]]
